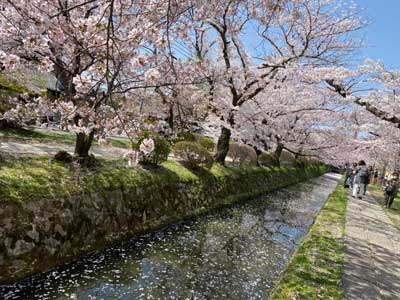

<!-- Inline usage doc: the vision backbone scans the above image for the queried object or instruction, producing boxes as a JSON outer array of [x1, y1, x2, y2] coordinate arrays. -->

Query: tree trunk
[[253, 146, 261, 167], [167, 103, 174, 133], [274, 144, 283, 167], [215, 127, 231, 164], [74, 131, 95, 158]]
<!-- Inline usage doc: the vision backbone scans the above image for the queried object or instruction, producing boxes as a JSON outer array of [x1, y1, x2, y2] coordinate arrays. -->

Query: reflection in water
[[1, 174, 339, 300]]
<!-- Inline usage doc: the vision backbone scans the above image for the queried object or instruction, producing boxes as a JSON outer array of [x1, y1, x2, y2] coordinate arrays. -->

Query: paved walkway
[[0, 141, 127, 159], [344, 192, 400, 300]]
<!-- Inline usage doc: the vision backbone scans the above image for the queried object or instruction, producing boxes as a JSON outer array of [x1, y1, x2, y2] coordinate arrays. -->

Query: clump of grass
[[270, 183, 348, 300]]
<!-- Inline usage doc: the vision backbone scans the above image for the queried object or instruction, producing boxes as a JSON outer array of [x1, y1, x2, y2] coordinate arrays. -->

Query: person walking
[[383, 174, 389, 187], [363, 166, 374, 195], [384, 178, 399, 208], [349, 162, 358, 189], [372, 170, 379, 184], [343, 163, 353, 188], [352, 160, 370, 199]]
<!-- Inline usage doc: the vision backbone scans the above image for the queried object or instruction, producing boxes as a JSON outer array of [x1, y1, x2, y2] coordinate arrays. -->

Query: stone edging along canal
[[0, 164, 326, 284], [270, 173, 345, 299]]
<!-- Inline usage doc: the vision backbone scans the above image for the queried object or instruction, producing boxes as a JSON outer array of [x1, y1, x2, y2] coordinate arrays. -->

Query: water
[[1, 173, 340, 300]]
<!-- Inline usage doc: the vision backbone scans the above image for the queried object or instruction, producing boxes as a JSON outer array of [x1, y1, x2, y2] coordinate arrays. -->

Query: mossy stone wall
[[0, 164, 326, 284]]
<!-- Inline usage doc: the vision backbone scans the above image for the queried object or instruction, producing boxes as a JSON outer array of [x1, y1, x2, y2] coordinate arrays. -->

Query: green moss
[[161, 160, 199, 181], [0, 158, 201, 203], [210, 163, 237, 178], [0, 157, 80, 203], [270, 182, 347, 300], [0, 156, 326, 204], [0, 75, 32, 94], [7, 69, 49, 91]]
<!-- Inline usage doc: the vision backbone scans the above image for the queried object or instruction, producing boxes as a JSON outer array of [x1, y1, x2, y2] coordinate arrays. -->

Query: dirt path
[[0, 140, 127, 159], [344, 192, 400, 299]]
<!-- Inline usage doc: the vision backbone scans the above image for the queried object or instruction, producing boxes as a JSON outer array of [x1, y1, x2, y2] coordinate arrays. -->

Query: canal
[[1, 173, 340, 300]]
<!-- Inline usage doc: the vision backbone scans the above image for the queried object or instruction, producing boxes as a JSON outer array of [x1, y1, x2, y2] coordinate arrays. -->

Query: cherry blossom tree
[[183, 0, 365, 164], [2, 0, 391, 169], [319, 60, 400, 167], [0, 0, 193, 162], [230, 68, 356, 164]]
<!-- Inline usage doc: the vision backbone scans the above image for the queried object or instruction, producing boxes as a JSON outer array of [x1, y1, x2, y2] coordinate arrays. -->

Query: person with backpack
[[384, 178, 398, 208], [352, 160, 369, 199]]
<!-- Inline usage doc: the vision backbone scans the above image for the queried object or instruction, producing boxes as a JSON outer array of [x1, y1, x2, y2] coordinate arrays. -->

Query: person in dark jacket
[[372, 170, 379, 184], [363, 166, 374, 195], [384, 178, 398, 208], [343, 163, 353, 188], [352, 160, 369, 199]]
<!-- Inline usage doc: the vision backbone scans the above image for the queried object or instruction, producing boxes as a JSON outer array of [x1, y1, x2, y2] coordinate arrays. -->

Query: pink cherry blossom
[[0, 51, 20, 70], [140, 138, 155, 155]]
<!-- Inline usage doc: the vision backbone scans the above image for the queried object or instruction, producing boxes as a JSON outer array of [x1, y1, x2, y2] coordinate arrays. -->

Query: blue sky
[[360, 0, 400, 68], [176, 1, 400, 70], [237, 0, 400, 69]]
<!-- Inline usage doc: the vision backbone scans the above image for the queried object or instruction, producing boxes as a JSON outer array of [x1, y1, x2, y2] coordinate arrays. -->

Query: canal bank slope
[[0, 157, 326, 284]]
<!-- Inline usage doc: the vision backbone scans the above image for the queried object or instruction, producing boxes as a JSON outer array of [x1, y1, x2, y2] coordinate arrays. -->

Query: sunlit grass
[[0, 157, 80, 203]]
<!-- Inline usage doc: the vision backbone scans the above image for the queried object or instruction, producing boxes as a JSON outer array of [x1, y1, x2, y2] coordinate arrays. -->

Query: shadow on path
[[344, 193, 400, 300]]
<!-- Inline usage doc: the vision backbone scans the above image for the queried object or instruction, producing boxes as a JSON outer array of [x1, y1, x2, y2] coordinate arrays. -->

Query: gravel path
[[344, 192, 400, 299], [0, 140, 127, 159]]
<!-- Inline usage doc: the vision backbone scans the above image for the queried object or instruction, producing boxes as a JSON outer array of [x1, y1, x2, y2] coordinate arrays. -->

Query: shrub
[[227, 143, 258, 166], [259, 152, 279, 168], [296, 156, 311, 168], [174, 141, 214, 169], [133, 132, 171, 166], [201, 137, 215, 152], [176, 131, 215, 152], [227, 143, 241, 164], [279, 150, 296, 167], [176, 131, 196, 142]]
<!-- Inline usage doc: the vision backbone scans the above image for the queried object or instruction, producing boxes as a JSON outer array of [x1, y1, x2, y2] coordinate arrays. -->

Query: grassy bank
[[270, 181, 347, 300], [0, 157, 201, 203], [368, 184, 400, 230], [0, 156, 326, 204]]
